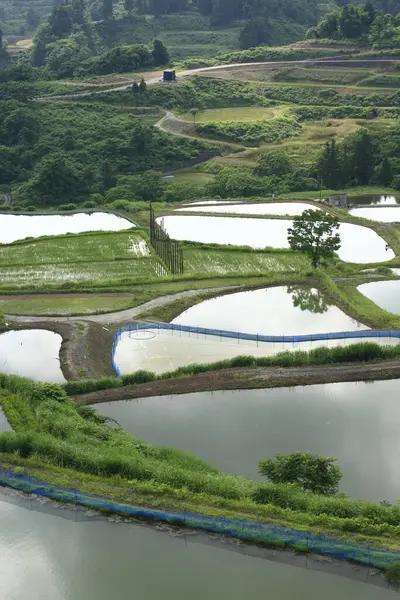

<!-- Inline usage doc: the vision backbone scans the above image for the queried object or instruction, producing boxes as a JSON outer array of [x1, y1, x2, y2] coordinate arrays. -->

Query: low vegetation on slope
[[2, 372, 400, 557]]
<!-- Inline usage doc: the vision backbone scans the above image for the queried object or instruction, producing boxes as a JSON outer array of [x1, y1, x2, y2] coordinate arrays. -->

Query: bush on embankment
[[64, 342, 400, 396]]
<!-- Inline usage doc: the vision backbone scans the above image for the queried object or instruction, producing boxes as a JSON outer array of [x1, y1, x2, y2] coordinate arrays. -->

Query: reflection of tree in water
[[287, 286, 329, 314]]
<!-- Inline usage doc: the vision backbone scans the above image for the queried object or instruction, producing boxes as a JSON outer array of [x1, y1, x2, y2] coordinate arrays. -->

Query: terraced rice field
[[0, 232, 166, 289], [184, 249, 309, 274]]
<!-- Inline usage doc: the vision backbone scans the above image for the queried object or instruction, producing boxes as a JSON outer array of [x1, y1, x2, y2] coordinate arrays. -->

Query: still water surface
[[157, 215, 394, 263], [0, 330, 65, 382], [0, 498, 397, 600], [358, 281, 400, 315], [177, 202, 323, 216], [0, 212, 133, 244], [98, 380, 400, 503], [172, 286, 367, 334], [350, 195, 399, 206], [349, 207, 400, 222]]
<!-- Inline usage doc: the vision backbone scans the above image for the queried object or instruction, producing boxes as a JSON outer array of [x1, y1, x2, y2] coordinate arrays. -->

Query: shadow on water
[[0, 488, 393, 591]]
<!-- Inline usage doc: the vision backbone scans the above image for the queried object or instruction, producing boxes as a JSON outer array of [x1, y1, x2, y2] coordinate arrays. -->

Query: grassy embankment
[[2, 372, 400, 568]]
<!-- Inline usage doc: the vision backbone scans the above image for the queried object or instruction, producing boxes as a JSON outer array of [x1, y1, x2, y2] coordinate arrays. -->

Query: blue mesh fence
[[111, 323, 400, 376], [1, 467, 400, 569]]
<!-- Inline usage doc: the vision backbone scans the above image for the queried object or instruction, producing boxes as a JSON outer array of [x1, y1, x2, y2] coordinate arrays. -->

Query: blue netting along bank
[[111, 322, 400, 376], [1, 467, 400, 570]]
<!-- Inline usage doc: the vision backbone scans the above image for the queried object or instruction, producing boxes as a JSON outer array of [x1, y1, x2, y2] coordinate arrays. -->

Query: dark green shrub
[[121, 370, 156, 385], [251, 482, 305, 509], [59, 204, 77, 211], [230, 355, 256, 367]]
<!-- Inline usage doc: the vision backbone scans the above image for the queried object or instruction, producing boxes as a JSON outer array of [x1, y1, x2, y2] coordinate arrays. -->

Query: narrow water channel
[[97, 380, 400, 504], [0, 497, 397, 600]]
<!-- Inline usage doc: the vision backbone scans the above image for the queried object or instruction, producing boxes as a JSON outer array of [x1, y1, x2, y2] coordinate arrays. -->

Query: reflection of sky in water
[[350, 195, 399, 206], [0, 330, 65, 382], [177, 202, 323, 216], [0, 212, 133, 243], [2, 498, 397, 600], [98, 380, 400, 503], [172, 286, 367, 335], [349, 207, 400, 223], [158, 215, 394, 263], [358, 281, 400, 316]]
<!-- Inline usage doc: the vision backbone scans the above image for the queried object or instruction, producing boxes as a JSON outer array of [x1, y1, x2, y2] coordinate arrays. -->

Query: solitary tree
[[152, 39, 169, 66], [287, 209, 341, 269], [189, 107, 199, 124], [138, 77, 147, 93], [259, 452, 342, 495]]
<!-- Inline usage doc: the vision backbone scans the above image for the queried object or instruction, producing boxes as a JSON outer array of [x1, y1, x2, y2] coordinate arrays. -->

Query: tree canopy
[[287, 209, 341, 269], [259, 452, 342, 495]]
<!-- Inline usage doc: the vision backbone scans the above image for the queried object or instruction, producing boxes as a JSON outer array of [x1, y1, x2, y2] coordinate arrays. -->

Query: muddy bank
[[76, 359, 400, 404]]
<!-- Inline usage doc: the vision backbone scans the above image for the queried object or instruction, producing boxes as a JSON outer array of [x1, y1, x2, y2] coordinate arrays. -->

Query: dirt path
[[6, 286, 233, 325], [38, 58, 399, 101], [77, 358, 400, 404]]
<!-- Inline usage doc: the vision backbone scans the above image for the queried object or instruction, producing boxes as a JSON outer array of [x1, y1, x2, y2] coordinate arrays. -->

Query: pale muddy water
[[0, 330, 65, 382], [177, 202, 324, 216], [349, 207, 400, 222], [0, 497, 397, 600], [97, 380, 400, 503], [0, 212, 134, 244], [358, 281, 400, 315], [113, 328, 397, 375], [157, 215, 394, 263]]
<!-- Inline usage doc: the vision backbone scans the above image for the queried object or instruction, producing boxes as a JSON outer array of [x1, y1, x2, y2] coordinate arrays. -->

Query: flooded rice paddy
[[1, 496, 396, 600], [350, 195, 399, 206], [176, 202, 324, 216], [0, 212, 134, 244], [113, 328, 397, 375], [97, 380, 400, 504], [0, 330, 65, 382], [111, 286, 400, 375], [157, 215, 394, 263], [349, 207, 400, 222], [358, 280, 400, 315], [172, 286, 367, 335]]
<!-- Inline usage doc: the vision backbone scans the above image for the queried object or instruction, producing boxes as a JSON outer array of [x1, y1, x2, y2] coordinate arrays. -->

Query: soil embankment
[[76, 359, 400, 405]]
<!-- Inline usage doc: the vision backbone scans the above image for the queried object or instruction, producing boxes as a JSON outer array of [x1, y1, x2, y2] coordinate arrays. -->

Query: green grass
[[184, 248, 309, 274], [180, 107, 282, 123], [3, 371, 400, 558], [0, 231, 167, 291], [0, 295, 137, 317], [0, 231, 150, 266], [0, 259, 166, 291]]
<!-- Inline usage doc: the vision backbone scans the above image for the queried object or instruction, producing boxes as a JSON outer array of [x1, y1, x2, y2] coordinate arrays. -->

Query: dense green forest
[[1, 0, 398, 63], [0, 0, 399, 208], [307, 2, 400, 46]]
